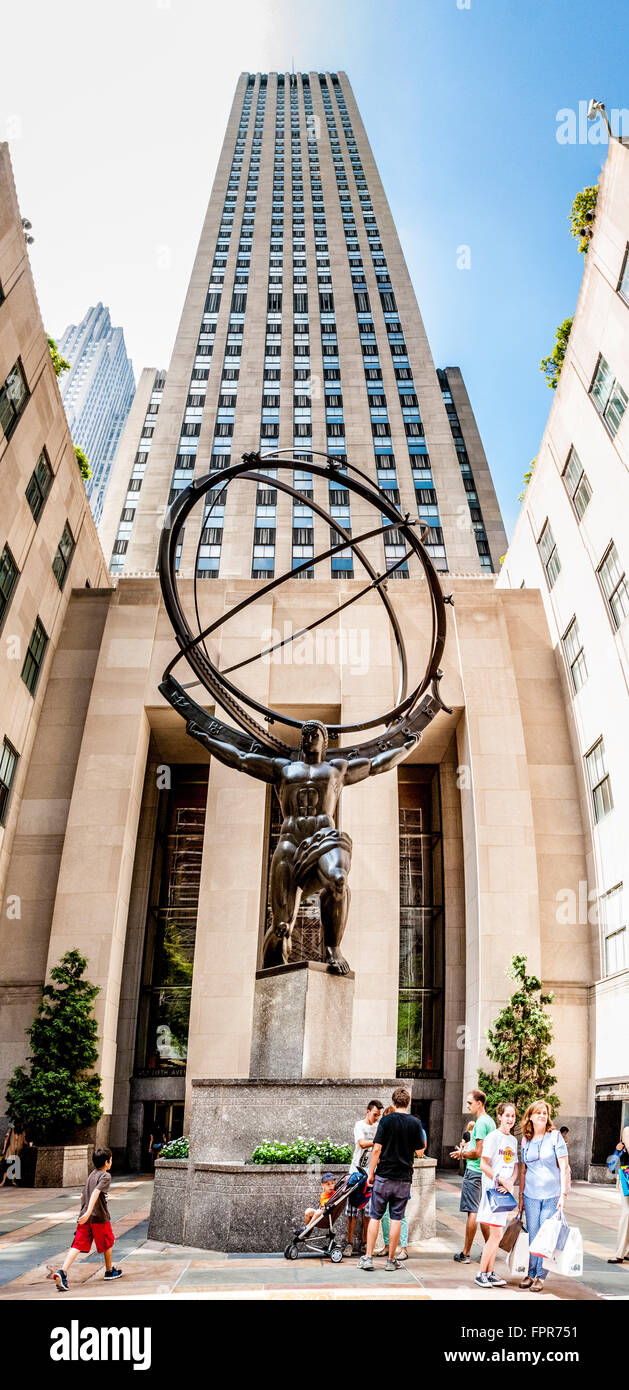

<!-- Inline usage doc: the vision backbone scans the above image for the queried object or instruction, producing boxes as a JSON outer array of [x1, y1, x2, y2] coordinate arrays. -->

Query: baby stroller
[[284, 1170, 370, 1262]]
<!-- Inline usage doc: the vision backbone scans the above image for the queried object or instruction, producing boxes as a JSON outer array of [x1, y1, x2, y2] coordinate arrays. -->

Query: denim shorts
[[460, 1172, 482, 1213], [368, 1175, 411, 1221]]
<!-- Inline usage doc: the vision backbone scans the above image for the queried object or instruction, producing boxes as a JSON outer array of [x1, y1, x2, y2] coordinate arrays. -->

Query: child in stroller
[[284, 1169, 370, 1262]]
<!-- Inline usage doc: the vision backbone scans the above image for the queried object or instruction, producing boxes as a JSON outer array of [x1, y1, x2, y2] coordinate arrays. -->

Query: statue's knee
[[330, 867, 348, 895]]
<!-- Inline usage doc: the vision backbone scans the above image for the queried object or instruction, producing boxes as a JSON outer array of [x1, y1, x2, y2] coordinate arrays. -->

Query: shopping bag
[[499, 1218, 523, 1253], [543, 1226, 583, 1278], [487, 1186, 517, 1214], [530, 1211, 563, 1258], [554, 1213, 570, 1251], [506, 1228, 529, 1277]]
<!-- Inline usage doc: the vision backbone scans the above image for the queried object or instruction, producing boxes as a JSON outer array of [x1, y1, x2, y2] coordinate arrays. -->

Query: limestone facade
[[499, 134, 629, 1171]]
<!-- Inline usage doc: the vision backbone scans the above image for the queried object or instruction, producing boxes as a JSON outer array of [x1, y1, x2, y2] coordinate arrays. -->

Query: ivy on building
[[569, 184, 599, 255], [540, 317, 573, 390], [74, 445, 91, 481], [47, 335, 70, 378]]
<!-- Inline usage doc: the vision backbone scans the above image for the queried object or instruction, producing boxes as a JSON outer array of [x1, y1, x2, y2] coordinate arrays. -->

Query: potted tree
[[6, 950, 104, 1187]]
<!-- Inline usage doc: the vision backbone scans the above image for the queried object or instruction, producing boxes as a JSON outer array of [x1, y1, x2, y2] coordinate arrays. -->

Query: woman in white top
[[475, 1102, 518, 1289]]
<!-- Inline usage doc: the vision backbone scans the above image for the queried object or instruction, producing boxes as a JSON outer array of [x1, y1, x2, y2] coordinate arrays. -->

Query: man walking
[[358, 1087, 425, 1272], [450, 1088, 495, 1263], [344, 1098, 383, 1256]]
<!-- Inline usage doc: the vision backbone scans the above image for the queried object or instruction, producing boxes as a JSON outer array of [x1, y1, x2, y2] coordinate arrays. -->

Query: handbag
[[499, 1217, 523, 1253], [487, 1185, 517, 1213], [607, 1150, 621, 1174], [620, 1165, 629, 1198]]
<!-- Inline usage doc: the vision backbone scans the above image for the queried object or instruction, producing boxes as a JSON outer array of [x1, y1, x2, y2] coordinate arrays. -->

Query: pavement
[[0, 1171, 627, 1301]]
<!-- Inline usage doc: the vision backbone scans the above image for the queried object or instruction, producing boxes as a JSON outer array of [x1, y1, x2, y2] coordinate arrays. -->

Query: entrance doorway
[[144, 1101, 185, 1169]]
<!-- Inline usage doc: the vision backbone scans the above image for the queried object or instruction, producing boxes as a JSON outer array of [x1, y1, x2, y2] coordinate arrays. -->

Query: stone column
[[184, 753, 267, 1108], [43, 583, 159, 1123]]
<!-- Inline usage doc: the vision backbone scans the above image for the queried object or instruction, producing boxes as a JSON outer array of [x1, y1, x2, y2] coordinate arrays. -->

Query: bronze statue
[[159, 676, 418, 974]]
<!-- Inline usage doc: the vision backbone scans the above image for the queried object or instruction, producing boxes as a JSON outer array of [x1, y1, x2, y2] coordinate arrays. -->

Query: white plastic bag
[[543, 1227, 583, 1278], [529, 1211, 563, 1258], [507, 1228, 529, 1277]]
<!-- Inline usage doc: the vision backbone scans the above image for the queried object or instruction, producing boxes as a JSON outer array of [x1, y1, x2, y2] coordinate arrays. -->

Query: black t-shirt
[[373, 1112, 426, 1181]]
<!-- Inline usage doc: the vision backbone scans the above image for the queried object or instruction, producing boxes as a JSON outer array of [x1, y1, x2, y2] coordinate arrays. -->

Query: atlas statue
[[157, 451, 450, 977], [159, 678, 418, 974]]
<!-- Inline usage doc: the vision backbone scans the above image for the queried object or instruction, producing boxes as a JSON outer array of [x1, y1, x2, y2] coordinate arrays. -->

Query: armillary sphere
[[158, 450, 451, 759]]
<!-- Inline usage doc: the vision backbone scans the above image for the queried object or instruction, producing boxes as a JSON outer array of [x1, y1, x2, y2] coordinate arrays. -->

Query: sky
[[3, 0, 627, 534]]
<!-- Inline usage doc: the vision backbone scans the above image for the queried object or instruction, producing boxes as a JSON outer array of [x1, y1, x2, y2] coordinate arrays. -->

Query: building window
[[21, 617, 48, 695], [52, 522, 75, 590], [600, 885, 627, 976], [0, 737, 18, 826], [590, 355, 628, 436], [0, 359, 29, 440], [396, 766, 444, 1077], [618, 244, 629, 306], [585, 738, 613, 824], [597, 542, 629, 630], [562, 447, 592, 520], [561, 617, 587, 693], [134, 767, 208, 1074], [0, 544, 19, 631], [538, 520, 561, 588], [25, 451, 54, 521]]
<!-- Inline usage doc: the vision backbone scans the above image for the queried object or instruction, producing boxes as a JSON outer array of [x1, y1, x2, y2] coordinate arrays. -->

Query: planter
[[35, 1144, 90, 1188], [150, 1157, 437, 1253]]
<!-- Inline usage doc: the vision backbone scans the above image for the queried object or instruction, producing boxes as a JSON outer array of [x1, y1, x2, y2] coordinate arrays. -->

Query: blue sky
[[4, 0, 627, 533]]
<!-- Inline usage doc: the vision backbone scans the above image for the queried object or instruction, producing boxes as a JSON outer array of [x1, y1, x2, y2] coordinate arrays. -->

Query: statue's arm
[[342, 735, 418, 783], [187, 722, 281, 783], [369, 736, 418, 775]]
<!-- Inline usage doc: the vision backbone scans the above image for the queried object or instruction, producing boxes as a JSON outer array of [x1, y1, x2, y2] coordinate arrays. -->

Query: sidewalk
[[0, 1171, 626, 1300]]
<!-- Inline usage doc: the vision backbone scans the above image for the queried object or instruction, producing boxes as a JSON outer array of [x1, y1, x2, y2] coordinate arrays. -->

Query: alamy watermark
[[259, 622, 370, 676], [556, 100, 629, 144]]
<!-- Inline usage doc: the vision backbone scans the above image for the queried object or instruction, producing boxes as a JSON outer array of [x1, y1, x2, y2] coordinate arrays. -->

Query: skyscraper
[[58, 302, 135, 524], [100, 71, 506, 578]]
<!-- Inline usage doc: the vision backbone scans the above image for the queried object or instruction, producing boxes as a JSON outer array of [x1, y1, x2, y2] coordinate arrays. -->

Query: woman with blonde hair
[[518, 1099, 569, 1291]]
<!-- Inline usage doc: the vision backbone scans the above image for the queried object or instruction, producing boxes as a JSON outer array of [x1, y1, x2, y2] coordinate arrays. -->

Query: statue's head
[[300, 719, 329, 761]]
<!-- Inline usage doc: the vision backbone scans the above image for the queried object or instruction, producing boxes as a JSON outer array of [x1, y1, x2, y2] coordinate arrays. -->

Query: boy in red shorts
[[52, 1147, 122, 1291]]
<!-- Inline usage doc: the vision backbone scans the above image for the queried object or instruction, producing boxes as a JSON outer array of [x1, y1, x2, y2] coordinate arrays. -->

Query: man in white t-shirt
[[345, 1100, 383, 1256]]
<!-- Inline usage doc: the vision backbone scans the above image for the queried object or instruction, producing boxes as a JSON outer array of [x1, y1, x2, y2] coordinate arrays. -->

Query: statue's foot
[[326, 946, 351, 976]]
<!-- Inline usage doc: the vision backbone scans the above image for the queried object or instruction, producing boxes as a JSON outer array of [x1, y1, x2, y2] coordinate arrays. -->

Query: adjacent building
[[0, 144, 109, 1088], [0, 74, 610, 1179], [499, 131, 629, 1174], [58, 303, 135, 524]]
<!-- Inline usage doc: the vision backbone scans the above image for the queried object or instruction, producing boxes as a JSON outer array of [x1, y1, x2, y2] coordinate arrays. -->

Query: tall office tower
[[104, 71, 506, 579], [58, 303, 135, 524]]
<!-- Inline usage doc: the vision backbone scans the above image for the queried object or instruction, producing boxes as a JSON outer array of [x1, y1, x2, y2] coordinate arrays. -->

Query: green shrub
[[160, 1136, 189, 1159], [251, 1136, 352, 1165]]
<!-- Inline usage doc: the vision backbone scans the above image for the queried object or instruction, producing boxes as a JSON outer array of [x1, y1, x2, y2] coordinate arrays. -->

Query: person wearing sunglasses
[[518, 1100, 569, 1291]]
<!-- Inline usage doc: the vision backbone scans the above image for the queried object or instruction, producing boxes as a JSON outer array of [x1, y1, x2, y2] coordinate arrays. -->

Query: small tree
[[47, 335, 70, 378], [540, 317, 573, 389], [74, 444, 91, 481], [569, 184, 598, 254], [478, 954, 560, 1119], [6, 950, 103, 1145]]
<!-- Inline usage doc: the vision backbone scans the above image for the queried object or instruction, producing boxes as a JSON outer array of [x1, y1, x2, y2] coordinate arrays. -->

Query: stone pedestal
[[249, 961, 355, 1079]]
